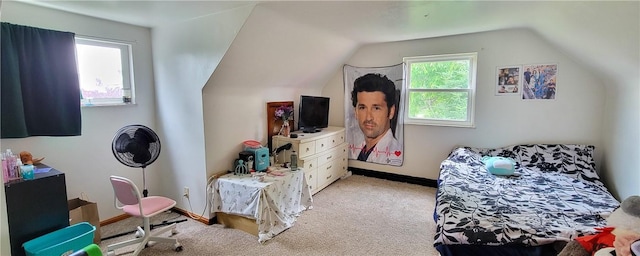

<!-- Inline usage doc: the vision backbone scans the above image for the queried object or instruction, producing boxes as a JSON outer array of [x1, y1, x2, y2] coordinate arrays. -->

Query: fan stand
[[142, 167, 148, 198]]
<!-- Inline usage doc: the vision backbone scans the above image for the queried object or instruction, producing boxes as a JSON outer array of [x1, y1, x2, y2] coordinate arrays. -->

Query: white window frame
[[75, 37, 135, 107], [403, 52, 477, 128]]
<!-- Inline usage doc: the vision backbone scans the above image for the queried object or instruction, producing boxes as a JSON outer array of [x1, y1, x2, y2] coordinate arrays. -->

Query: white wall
[[324, 28, 606, 180], [1, 1, 157, 220], [151, 5, 254, 218], [596, 3, 640, 200], [601, 81, 640, 200]]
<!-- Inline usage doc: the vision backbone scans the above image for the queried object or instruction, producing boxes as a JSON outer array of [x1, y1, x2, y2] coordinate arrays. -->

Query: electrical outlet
[[183, 187, 189, 198]]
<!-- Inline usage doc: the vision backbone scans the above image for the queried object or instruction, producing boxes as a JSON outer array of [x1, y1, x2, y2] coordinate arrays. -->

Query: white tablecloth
[[211, 169, 313, 243]]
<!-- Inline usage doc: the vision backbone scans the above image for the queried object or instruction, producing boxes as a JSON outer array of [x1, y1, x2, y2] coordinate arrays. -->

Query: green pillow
[[481, 156, 516, 176]]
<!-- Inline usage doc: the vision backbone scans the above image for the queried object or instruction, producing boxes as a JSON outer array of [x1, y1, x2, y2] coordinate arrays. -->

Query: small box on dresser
[[272, 126, 348, 195]]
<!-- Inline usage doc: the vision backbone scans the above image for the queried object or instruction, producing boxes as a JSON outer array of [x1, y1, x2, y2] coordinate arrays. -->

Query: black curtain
[[1, 22, 81, 138]]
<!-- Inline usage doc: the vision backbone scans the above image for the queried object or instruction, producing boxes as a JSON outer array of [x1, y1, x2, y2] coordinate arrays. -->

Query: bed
[[433, 144, 620, 256]]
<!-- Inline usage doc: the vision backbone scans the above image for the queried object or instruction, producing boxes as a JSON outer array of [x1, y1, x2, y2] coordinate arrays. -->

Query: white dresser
[[272, 126, 347, 195]]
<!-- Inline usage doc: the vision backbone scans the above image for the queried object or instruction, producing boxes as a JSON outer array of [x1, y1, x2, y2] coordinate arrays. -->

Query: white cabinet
[[272, 126, 347, 195]]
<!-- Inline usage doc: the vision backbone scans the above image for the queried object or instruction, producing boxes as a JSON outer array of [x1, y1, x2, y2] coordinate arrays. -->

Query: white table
[[211, 168, 312, 243]]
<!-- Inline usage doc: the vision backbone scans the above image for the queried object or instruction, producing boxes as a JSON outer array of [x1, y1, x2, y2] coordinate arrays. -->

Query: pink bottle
[[2, 157, 8, 182]]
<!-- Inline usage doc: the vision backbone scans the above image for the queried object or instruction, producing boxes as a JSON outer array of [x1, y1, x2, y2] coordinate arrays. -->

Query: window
[[403, 52, 477, 127], [75, 37, 134, 106]]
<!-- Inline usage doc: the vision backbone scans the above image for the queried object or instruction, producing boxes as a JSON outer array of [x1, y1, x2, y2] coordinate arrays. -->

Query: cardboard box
[[68, 198, 101, 244]]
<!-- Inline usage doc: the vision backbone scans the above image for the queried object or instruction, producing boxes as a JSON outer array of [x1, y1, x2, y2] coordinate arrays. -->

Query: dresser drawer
[[304, 168, 317, 192], [316, 148, 336, 167], [298, 141, 316, 158], [317, 161, 337, 184], [329, 131, 345, 149], [318, 144, 347, 167], [315, 137, 330, 154], [301, 157, 317, 171]]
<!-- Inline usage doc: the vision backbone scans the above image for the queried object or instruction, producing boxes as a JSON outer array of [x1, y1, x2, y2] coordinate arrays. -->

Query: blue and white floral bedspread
[[434, 144, 620, 247]]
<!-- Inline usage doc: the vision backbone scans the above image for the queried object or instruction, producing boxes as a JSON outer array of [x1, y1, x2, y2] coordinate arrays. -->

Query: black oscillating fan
[[112, 124, 160, 197]]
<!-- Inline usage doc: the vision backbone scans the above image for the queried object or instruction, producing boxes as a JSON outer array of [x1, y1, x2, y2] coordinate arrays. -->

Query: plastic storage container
[[23, 222, 96, 256]]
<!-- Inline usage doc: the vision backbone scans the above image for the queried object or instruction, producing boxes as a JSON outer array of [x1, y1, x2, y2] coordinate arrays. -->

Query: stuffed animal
[[19, 151, 44, 165], [558, 196, 640, 256], [594, 195, 640, 256], [481, 156, 516, 176]]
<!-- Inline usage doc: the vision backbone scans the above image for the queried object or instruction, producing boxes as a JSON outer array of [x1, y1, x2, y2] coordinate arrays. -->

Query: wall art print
[[343, 64, 404, 166], [496, 66, 521, 96], [522, 64, 558, 100]]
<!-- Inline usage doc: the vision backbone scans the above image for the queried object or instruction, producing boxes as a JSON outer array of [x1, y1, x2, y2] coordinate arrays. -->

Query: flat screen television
[[298, 95, 330, 133]]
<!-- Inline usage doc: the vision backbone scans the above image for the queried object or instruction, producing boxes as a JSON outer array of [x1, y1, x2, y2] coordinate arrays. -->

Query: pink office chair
[[107, 176, 183, 256]]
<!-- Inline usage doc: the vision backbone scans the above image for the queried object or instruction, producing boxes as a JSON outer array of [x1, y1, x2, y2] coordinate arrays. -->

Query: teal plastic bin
[[23, 222, 96, 256]]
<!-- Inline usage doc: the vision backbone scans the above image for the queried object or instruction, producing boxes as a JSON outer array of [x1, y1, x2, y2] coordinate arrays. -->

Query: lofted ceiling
[[16, 0, 257, 28], [16, 0, 639, 88], [15, 1, 581, 43]]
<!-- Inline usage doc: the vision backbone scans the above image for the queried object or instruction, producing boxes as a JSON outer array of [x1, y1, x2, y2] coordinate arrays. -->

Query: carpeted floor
[[98, 174, 440, 256]]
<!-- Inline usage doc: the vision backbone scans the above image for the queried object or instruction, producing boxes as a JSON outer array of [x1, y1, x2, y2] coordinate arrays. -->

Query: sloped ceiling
[[14, 0, 257, 28], [18, 1, 639, 88]]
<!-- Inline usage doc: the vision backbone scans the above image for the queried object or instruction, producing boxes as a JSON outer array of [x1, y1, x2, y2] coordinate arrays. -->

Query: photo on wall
[[522, 64, 558, 100], [496, 66, 521, 95], [343, 64, 404, 166]]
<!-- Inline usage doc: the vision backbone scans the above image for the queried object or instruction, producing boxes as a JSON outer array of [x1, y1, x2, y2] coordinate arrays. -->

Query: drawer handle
[[309, 164, 313, 168], [321, 143, 324, 147], [332, 139, 335, 143], [326, 165, 332, 170], [326, 155, 332, 160], [326, 174, 332, 180], [306, 147, 310, 152]]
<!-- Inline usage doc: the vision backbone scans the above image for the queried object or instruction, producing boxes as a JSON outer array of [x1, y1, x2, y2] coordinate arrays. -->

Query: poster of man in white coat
[[344, 64, 404, 166]]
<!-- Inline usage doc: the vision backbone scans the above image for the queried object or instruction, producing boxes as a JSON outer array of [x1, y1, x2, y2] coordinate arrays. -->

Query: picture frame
[[521, 63, 558, 100], [496, 66, 522, 96]]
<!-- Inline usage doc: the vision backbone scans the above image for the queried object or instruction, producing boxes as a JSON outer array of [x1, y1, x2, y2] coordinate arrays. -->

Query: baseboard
[[100, 214, 131, 226], [348, 167, 438, 188], [100, 207, 212, 227]]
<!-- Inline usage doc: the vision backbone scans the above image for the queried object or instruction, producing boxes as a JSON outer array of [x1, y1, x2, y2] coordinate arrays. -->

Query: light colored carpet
[[98, 174, 440, 256]]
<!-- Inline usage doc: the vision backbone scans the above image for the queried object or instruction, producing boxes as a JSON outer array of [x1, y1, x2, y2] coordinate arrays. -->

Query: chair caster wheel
[[135, 230, 143, 238], [174, 243, 183, 252], [171, 228, 178, 235]]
